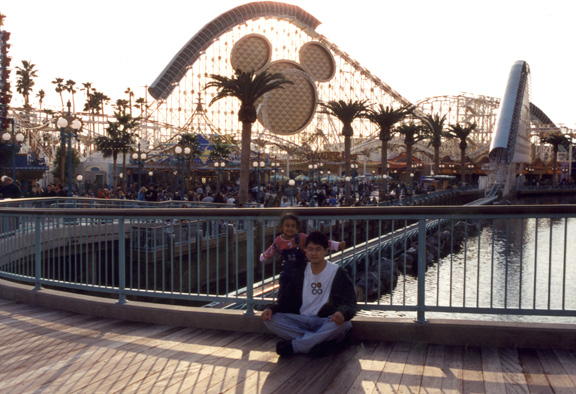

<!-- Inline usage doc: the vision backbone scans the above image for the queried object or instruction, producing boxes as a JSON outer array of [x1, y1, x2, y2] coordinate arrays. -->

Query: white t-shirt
[[300, 261, 338, 316]]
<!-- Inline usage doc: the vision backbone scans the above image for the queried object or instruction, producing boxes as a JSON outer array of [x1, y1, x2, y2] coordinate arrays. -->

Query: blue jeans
[[264, 313, 352, 354]]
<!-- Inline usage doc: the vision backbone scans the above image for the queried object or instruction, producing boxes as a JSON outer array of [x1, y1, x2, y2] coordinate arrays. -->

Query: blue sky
[[2, 0, 575, 126]]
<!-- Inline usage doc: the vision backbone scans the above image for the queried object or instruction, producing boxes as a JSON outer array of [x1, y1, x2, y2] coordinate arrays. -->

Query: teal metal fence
[[1, 198, 575, 323]]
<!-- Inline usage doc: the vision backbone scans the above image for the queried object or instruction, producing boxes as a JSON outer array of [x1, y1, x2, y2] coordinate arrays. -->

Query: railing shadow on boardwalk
[[2, 297, 576, 393]]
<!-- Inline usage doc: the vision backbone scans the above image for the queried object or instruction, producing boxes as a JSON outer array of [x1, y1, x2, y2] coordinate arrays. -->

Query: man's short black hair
[[305, 231, 329, 249]]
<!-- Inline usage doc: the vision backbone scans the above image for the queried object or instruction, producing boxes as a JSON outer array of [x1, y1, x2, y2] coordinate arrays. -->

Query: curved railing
[[1, 200, 575, 324]]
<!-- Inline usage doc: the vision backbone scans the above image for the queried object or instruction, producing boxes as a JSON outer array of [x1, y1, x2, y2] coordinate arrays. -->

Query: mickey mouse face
[[230, 34, 336, 135]]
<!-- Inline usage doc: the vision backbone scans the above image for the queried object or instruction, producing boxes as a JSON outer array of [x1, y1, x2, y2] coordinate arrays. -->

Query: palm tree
[[421, 114, 447, 175], [357, 145, 380, 177], [319, 99, 370, 176], [209, 135, 235, 162], [366, 104, 411, 177], [52, 78, 66, 109], [396, 122, 425, 180], [446, 123, 477, 184], [273, 142, 305, 178], [36, 89, 45, 109], [95, 110, 139, 191], [15, 60, 37, 107], [540, 132, 569, 186], [125, 88, 134, 115], [84, 90, 110, 115], [135, 97, 147, 116], [65, 80, 77, 112], [205, 69, 293, 204], [177, 132, 203, 189]]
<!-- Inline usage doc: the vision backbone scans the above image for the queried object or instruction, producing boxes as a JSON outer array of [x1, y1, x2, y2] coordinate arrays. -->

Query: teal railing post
[[117, 219, 127, 304], [34, 217, 42, 290], [416, 218, 428, 323], [245, 219, 255, 315]]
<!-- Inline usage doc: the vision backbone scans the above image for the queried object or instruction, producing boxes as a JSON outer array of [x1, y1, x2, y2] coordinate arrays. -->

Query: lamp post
[[253, 160, 265, 203], [76, 174, 83, 196], [410, 172, 415, 190], [214, 161, 226, 194], [131, 142, 147, 190], [383, 174, 388, 197], [271, 162, 280, 191], [175, 146, 191, 197], [56, 101, 83, 197], [350, 163, 358, 201], [148, 171, 154, 184], [1, 119, 25, 180], [345, 176, 351, 205], [288, 179, 295, 206]]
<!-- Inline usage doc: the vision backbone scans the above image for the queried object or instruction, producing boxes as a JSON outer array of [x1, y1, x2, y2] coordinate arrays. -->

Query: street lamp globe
[[1, 132, 10, 141], [56, 118, 68, 128], [76, 175, 83, 182], [184, 146, 191, 155], [288, 179, 295, 186], [220, 161, 226, 168], [259, 161, 265, 168], [174, 146, 183, 155], [148, 171, 153, 177], [214, 162, 220, 168], [252, 161, 258, 168], [70, 119, 82, 130], [132, 152, 138, 160], [15, 133, 25, 143]]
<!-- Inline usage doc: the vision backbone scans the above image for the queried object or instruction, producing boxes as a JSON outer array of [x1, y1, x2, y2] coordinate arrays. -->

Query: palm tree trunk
[[406, 144, 413, 181], [380, 140, 388, 176], [434, 146, 440, 175], [553, 147, 559, 187], [239, 121, 252, 205], [112, 155, 118, 191], [460, 147, 466, 185], [344, 135, 351, 176], [122, 152, 127, 193]]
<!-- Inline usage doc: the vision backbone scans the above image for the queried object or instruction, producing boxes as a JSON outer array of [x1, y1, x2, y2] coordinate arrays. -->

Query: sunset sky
[[2, 0, 575, 126]]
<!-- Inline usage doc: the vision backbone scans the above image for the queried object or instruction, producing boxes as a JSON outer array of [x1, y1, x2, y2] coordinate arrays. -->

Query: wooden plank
[[346, 342, 394, 394], [203, 336, 282, 393], [553, 349, 576, 387], [419, 344, 445, 394], [441, 345, 463, 393], [373, 341, 412, 393], [293, 344, 361, 394], [322, 342, 379, 393], [228, 346, 316, 394], [481, 347, 507, 393], [1, 321, 176, 392], [517, 348, 554, 394], [27, 326, 206, 393], [461, 346, 484, 394], [135, 332, 274, 393], [498, 347, 529, 394], [536, 349, 576, 393], [396, 342, 427, 393], [59, 328, 234, 393]]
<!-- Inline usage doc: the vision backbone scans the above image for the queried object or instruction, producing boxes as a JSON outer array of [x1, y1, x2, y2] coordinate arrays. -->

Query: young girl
[[260, 213, 345, 287]]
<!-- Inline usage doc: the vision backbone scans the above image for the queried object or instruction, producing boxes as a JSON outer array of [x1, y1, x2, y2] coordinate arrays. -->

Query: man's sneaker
[[276, 340, 294, 356]]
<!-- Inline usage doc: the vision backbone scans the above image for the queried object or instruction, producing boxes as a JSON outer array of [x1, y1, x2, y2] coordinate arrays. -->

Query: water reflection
[[361, 197, 576, 323]]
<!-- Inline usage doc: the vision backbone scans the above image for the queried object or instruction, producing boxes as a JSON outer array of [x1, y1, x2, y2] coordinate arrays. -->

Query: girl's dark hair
[[305, 231, 329, 249], [279, 213, 299, 227]]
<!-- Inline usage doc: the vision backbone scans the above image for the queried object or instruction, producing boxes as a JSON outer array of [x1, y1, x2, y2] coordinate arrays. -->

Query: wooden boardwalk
[[1, 298, 576, 393]]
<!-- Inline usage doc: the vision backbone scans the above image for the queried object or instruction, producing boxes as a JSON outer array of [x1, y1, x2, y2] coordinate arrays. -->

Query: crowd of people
[[0, 174, 436, 206]]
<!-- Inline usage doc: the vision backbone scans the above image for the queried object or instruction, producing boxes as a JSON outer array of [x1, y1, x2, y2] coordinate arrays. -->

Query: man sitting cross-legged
[[261, 231, 357, 356]]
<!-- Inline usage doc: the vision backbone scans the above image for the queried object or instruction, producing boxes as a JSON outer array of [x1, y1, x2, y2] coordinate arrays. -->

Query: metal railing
[[1, 199, 575, 324]]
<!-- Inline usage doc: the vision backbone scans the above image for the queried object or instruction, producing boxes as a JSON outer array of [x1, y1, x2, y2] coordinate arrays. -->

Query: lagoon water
[[360, 195, 576, 323]]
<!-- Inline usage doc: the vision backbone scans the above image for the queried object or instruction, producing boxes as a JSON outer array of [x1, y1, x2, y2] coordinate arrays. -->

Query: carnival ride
[[3, 1, 571, 191]]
